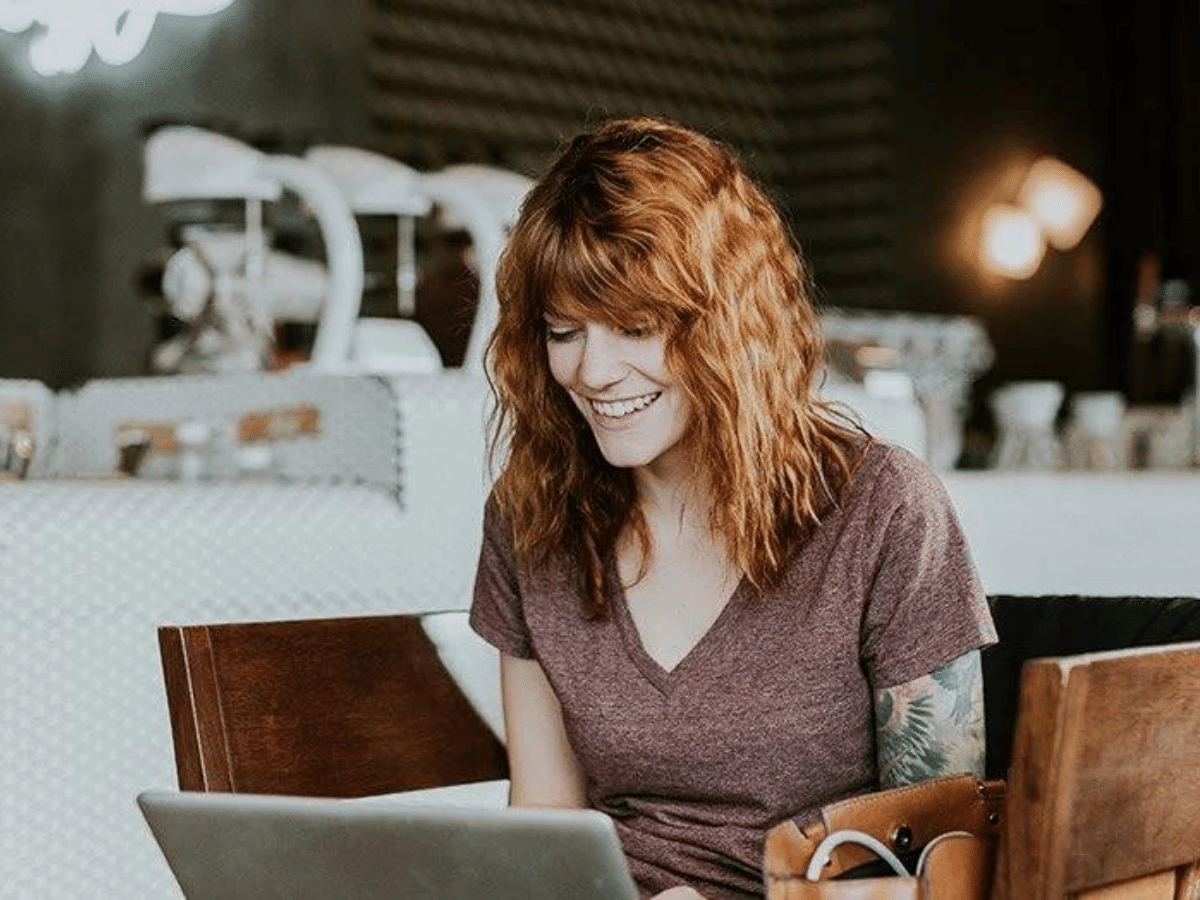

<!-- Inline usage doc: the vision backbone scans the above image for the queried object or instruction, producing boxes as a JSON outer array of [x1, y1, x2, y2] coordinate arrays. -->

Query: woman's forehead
[[540, 290, 665, 326]]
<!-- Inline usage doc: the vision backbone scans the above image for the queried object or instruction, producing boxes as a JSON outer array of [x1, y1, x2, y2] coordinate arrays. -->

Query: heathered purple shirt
[[469, 443, 996, 900]]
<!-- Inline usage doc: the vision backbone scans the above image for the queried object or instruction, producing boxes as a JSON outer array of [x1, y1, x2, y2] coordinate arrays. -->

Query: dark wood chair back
[[992, 640, 1200, 900], [157, 614, 508, 798]]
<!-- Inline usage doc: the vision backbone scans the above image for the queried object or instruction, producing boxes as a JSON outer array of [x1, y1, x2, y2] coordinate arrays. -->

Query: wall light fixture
[[1017, 156, 1104, 251], [980, 203, 1047, 280], [979, 156, 1101, 280]]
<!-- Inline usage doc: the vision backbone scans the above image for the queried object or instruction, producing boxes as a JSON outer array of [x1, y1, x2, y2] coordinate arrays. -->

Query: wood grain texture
[[997, 641, 1200, 899], [157, 614, 508, 798], [1077, 870, 1175, 900]]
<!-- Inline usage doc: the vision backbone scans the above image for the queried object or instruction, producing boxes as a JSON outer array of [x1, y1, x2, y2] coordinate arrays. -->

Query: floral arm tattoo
[[873, 650, 986, 788]]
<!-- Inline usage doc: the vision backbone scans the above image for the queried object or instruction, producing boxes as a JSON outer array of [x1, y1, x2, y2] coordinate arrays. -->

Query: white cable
[[804, 829, 910, 881], [914, 830, 974, 874]]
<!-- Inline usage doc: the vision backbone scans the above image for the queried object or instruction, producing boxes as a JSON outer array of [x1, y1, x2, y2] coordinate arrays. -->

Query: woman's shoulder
[[480, 486, 578, 580], [481, 486, 519, 553], [846, 440, 949, 508]]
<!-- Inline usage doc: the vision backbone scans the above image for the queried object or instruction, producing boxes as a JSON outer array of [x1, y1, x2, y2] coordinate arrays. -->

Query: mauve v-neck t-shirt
[[469, 443, 996, 900]]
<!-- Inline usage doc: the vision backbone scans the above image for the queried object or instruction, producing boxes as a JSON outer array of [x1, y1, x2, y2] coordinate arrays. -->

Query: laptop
[[137, 789, 640, 900]]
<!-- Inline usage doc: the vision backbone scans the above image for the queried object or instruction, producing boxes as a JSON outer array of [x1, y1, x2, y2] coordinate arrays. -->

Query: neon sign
[[0, 0, 237, 76]]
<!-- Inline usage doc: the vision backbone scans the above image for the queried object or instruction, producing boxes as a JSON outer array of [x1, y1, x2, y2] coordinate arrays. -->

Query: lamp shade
[[980, 203, 1047, 280], [1017, 156, 1102, 250]]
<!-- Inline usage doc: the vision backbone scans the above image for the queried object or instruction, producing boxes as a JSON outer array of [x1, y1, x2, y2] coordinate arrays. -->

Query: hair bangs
[[538, 221, 680, 334]]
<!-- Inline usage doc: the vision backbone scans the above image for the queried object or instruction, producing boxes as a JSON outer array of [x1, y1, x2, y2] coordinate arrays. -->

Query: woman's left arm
[[873, 649, 985, 788]]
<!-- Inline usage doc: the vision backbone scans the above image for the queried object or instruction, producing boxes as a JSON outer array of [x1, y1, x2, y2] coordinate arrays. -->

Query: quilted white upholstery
[[48, 372, 403, 489], [421, 611, 505, 742]]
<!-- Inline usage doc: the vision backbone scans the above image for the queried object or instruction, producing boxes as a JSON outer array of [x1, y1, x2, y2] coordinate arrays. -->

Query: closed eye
[[544, 323, 581, 343]]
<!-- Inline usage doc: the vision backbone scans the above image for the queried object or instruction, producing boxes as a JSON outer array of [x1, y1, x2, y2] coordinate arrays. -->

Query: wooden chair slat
[[157, 615, 508, 799]]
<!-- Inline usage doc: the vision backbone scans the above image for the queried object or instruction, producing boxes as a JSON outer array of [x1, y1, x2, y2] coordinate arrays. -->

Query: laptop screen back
[[137, 790, 639, 900]]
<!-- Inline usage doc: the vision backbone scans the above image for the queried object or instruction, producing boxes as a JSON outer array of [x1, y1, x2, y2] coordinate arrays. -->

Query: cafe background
[[4, 4, 1200, 898], [2, 0, 1198, 463]]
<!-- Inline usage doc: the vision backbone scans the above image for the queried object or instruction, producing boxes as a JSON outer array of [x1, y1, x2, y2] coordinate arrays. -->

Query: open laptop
[[137, 789, 639, 900]]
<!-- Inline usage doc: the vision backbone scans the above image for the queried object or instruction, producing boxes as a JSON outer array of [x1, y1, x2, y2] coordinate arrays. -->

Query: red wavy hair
[[487, 116, 867, 616]]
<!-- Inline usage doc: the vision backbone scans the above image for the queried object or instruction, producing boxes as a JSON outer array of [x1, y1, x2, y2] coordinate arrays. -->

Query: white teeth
[[590, 392, 661, 418]]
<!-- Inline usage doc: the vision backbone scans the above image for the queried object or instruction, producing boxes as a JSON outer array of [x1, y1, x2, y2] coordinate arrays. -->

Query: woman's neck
[[631, 467, 733, 577], [634, 465, 704, 532]]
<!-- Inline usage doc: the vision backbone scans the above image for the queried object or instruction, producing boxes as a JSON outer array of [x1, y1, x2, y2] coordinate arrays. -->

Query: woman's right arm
[[500, 652, 588, 808], [501, 656, 707, 899]]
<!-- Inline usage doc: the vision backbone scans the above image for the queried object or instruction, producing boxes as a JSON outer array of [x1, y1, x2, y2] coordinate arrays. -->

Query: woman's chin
[[595, 446, 653, 469]]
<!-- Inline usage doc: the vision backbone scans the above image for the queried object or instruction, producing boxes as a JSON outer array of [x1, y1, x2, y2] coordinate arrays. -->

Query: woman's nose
[[576, 325, 626, 389]]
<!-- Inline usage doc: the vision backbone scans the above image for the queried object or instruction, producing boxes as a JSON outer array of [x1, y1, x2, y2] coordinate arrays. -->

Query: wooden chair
[[157, 614, 509, 798], [992, 640, 1200, 900]]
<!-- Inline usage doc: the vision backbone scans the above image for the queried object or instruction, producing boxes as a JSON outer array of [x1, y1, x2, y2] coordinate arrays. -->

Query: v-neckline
[[607, 559, 750, 693]]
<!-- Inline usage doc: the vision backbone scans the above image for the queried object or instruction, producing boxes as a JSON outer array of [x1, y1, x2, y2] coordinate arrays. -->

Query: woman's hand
[[651, 887, 708, 899]]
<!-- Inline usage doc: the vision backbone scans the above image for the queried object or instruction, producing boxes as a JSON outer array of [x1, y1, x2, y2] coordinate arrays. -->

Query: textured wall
[[366, 0, 787, 175], [366, 0, 893, 310], [779, 1, 895, 309], [6, 0, 1137, 394]]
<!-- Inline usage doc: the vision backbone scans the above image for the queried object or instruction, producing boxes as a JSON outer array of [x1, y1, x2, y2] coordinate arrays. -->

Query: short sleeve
[[859, 448, 997, 689], [469, 493, 536, 659]]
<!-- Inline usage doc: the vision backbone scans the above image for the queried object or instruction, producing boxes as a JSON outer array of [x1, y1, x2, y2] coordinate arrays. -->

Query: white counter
[[943, 470, 1200, 597], [0, 480, 483, 898]]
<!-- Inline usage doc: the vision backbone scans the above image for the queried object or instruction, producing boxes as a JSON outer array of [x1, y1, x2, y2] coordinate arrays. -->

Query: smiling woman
[[542, 321, 689, 476], [471, 116, 996, 900]]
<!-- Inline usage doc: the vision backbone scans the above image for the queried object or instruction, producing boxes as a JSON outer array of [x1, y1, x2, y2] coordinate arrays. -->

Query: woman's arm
[[501, 655, 707, 898], [873, 649, 986, 788], [500, 652, 588, 808]]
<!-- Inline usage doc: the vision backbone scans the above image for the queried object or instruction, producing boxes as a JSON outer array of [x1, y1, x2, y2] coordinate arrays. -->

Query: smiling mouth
[[589, 392, 662, 419]]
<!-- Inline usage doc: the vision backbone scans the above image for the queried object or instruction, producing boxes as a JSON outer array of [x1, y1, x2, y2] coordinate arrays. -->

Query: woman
[[469, 116, 996, 900]]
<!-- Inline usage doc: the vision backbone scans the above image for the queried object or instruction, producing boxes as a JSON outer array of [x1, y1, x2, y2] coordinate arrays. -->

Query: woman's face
[[544, 315, 692, 482]]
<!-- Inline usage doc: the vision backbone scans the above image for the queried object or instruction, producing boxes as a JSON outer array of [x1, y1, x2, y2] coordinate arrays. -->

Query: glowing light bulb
[[1017, 156, 1103, 250], [980, 204, 1047, 280]]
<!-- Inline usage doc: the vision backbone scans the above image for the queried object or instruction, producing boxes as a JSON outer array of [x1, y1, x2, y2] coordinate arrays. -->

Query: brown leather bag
[[762, 774, 1006, 900]]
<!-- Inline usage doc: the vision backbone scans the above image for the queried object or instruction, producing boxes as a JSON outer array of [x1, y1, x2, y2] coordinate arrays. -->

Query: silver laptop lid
[[138, 790, 639, 900], [137, 792, 638, 897]]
